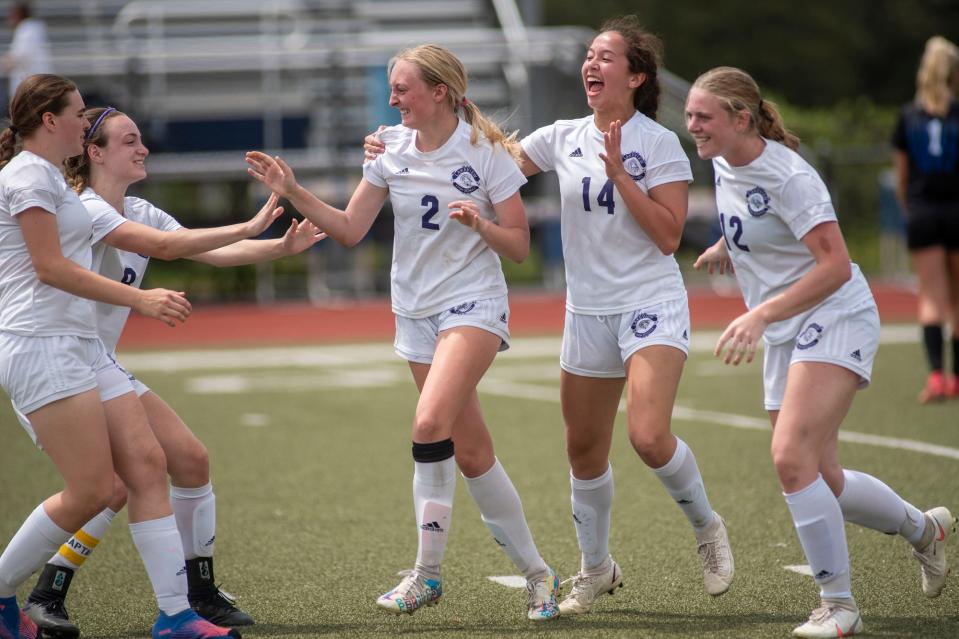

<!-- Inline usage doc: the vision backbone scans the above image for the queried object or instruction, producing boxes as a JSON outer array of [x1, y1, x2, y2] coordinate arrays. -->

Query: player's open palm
[[599, 119, 627, 181], [244, 192, 284, 237], [246, 151, 298, 199], [282, 218, 326, 254]]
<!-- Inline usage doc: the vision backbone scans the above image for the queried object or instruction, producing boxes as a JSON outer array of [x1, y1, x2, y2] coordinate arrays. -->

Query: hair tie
[[7, 124, 17, 135], [461, 97, 469, 106], [85, 106, 116, 141]]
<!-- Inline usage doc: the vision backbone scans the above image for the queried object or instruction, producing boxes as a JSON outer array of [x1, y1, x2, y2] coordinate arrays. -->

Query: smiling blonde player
[[689, 65, 956, 638], [247, 44, 560, 621]]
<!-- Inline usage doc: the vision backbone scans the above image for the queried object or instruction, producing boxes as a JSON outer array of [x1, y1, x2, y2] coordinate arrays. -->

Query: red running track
[[118, 284, 918, 351]]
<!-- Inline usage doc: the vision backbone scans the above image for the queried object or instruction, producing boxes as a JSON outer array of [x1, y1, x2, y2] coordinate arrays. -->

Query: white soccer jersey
[[82, 189, 182, 352], [521, 111, 692, 314], [712, 139, 874, 344], [363, 119, 526, 318], [0, 152, 115, 337]]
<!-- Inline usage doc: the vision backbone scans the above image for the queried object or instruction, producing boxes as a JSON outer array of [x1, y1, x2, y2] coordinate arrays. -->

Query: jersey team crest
[[631, 312, 658, 338], [796, 322, 824, 350], [451, 164, 481, 194], [745, 186, 770, 217], [621, 151, 647, 181]]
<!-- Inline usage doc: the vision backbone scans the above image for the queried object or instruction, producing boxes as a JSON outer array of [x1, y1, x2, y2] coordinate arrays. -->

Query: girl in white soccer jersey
[[0, 74, 242, 639], [246, 44, 560, 620], [689, 66, 956, 638], [14, 106, 323, 638], [363, 17, 735, 614], [520, 16, 733, 612]]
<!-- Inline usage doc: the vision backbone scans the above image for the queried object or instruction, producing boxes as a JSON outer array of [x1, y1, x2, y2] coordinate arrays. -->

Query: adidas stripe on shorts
[[394, 295, 510, 364], [762, 297, 879, 411], [561, 294, 690, 378]]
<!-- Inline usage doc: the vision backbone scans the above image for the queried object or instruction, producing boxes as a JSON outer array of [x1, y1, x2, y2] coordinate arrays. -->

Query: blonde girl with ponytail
[[246, 43, 561, 621], [690, 66, 954, 638]]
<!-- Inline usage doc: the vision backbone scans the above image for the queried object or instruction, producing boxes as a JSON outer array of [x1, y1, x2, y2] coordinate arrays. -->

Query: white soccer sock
[[171, 483, 216, 560], [129, 515, 190, 615], [0, 504, 72, 597], [785, 475, 852, 599], [464, 458, 549, 580], [836, 469, 926, 543], [651, 437, 715, 531], [570, 464, 614, 572], [48, 508, 117, 571], [413, 457, 456, 575]]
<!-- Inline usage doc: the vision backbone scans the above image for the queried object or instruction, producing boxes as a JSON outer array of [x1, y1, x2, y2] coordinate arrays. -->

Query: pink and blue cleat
[[0, 598, 39, 639], [152, 608, 241, 639]]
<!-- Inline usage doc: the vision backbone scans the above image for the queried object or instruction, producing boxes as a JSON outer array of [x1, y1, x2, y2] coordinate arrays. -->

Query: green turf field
[[1, 331, 957, 638]]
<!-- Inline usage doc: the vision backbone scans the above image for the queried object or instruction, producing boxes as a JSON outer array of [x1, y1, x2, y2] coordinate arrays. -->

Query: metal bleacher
[[5, 0, 598, 182]]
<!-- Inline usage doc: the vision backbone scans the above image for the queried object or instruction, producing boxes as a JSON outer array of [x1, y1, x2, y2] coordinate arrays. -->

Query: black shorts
[[905, 202, 959, 250]]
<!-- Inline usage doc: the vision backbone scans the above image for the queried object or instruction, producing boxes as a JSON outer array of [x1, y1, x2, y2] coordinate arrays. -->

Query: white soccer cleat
[[376, 570, 442, 614], [526, 567, 560, 621], [558, 556, 624, 615], [912, 506, 956, 598], [696, 512, 735, 596], [791, 598, 863, 638]]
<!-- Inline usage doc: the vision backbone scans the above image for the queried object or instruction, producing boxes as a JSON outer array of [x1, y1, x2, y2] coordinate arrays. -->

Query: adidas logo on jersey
[[569, 147, 583, 158], [849, 349, 862, 361], [395, 167, 409, 175]]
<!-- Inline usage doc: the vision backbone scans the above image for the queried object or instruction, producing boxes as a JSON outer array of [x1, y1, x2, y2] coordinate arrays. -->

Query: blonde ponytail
[[460, 100, 521, 161]]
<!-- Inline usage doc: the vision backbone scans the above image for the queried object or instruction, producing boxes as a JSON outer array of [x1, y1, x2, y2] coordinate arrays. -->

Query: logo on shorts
[[796, 322, 824, 350], [449, 302, 476, 315], [631, 312, 658, 338], [499, 312, 507, 323], [849, 349, 862, 362], [451, 164, 480, 194], [622, 151, 647, 181], [746, 186, 770, 217], [395, 167, 409, 175]]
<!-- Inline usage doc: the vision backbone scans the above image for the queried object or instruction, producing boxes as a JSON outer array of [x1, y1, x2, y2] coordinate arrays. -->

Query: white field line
[[478, 379, 959, 461], [117, 326, 920, 373], [123, 326, 959, 461]]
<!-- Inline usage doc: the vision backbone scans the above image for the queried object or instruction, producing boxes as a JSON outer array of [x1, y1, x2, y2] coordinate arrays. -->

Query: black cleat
[[186, 557, 254, 627], [190, 588, 254, 627], [23, 597, 79, 639]]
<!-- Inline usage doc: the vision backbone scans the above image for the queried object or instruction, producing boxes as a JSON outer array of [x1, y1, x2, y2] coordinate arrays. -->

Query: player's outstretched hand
[[246, 152, 298, 199], [282, 218, 326, 255], [244, 192, 284, 237], [135, 288, 191, 327], [693, 240, 735, 275], [363, 126, 388, 162], [449, 200, 484, 231]]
